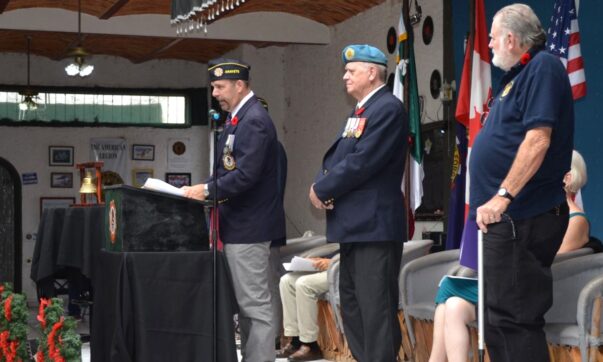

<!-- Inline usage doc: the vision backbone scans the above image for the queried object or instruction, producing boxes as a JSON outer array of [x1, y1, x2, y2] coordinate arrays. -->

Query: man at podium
[[183, 58, 286, 362]]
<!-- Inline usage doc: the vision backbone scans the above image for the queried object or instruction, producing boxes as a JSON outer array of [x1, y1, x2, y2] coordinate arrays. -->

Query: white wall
[[0, 54, 210, 301]]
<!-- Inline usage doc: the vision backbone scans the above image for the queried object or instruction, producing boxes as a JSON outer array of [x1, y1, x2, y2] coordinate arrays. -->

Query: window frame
[[0, 85, 208, 128]]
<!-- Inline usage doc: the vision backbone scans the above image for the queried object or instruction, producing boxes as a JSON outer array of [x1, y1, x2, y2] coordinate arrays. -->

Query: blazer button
[[323, 169, 328, 175]]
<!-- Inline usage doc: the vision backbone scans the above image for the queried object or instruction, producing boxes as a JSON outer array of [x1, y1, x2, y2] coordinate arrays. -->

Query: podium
[[103, 185, 209, 252]]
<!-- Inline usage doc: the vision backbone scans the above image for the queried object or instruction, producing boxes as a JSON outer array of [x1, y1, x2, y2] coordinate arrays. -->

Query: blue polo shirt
[[469, 49, 574, 220]]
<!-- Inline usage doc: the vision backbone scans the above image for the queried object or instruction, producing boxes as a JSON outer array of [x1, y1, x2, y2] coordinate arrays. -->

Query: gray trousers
[[268, 246, 286, 341], [224, 241, 275, 362]]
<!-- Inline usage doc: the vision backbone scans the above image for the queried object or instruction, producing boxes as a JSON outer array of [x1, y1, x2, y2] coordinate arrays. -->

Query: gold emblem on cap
[[344, 47, 355, 60], [214, 67, 224, 77], [501, 80, 514, 98]]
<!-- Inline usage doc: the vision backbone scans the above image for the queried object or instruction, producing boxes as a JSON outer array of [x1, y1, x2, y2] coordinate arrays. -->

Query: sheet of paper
[[438, 274, 478, 287], [283, 256, 318, 272], [142, 177, 185, 197]]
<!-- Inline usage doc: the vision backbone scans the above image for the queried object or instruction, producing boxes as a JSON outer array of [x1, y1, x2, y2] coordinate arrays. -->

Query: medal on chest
[[342, 117, 367, 139], [223, 134, 236, 171]]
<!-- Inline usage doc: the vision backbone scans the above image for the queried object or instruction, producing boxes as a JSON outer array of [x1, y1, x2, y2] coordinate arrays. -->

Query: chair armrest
[[576, 275, 603, 362], [399, 249, 461, 309]]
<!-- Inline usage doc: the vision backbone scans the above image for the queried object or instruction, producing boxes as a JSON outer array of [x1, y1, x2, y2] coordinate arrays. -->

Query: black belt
[[547, 202, 569, 216]]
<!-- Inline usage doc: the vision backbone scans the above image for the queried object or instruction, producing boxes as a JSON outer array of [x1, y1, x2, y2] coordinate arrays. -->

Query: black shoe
[[276, 342, 300, 358]]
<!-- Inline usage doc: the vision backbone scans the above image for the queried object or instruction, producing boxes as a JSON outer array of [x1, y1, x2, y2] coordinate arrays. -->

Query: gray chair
[[544, 253, 603, 361], [399, 248, 461, 347], [577, 274, 603, 362], [279, 231, 327, 263], [553, 247, 594, 264], [326, 239, 434, 333], [299, 242, 339, 258]]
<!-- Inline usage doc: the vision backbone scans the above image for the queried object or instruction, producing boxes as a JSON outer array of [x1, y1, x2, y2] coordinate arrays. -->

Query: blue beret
[[342, 44, 387, 66], [208, 58, 250, 81]]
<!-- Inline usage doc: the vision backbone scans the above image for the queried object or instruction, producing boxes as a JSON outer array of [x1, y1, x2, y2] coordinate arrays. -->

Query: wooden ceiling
[[0, 0, 385, 64]]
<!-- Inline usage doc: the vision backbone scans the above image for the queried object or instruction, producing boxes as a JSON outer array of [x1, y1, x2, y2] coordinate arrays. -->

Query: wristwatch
[[497, 187, 514, 202], [203, 184, 210, 198]]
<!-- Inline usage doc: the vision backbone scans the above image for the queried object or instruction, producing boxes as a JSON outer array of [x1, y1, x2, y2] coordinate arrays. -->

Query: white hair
[[566, 150, 588, 193], [360, 62, 387, 82], [494, 3, 546, 47]]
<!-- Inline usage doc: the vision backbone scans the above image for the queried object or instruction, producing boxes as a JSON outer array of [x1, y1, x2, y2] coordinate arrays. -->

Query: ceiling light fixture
[[171, 0, 247, 35], [19, 36, 40, 111], [65, 0, 94, 77]]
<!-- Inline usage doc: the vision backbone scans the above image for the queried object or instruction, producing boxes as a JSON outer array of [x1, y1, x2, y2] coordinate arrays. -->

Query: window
[[0, 87, 208, 127]]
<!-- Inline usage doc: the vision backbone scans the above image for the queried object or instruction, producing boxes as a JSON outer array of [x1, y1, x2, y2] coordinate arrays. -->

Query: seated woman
[[429, 150, 588, 361], [557, 150, 589, 253], [429, 270, 477, 362]]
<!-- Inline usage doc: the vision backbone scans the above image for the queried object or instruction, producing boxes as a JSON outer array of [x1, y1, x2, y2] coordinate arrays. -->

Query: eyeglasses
[[480, 97, 494, 125]]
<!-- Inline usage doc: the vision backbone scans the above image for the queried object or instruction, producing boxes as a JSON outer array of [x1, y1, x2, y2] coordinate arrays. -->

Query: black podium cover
[[92, 251, 238, 362], [104, 185, 209, 252]]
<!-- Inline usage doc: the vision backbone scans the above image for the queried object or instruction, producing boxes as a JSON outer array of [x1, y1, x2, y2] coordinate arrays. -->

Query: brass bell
[[79, 171, 97, 194]]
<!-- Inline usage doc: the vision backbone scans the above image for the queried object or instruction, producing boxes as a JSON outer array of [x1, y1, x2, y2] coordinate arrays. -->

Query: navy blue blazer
[[313, 86, 408, 243], [207, 95, 285, 244]]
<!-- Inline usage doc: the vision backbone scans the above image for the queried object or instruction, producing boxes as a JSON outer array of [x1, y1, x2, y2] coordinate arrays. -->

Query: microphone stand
[[210, 114, 220, 362]]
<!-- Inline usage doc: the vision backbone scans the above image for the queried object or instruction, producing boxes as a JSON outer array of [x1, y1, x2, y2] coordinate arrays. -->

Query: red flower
[[4, 294, 13, 321], [520, 52, 531, 65], [231, 116, 239, 126], [37, 298, 50, 329], [48, 317, 64, 361], [0, 285, 4, 294]]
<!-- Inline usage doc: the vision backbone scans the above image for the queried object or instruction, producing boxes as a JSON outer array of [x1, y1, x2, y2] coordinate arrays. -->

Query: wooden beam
[[99, 0, 129, 19], [134, 38, 183, 64], [0, 0, 10, 14]]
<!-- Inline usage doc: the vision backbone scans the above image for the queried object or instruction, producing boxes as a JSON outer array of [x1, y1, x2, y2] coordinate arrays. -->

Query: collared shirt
[[469, 49, 574, 220], [356, 84, 386, 109], [230, 90, 255, 119]]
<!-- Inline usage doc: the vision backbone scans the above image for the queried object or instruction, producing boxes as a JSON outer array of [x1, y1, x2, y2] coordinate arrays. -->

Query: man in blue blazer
[[184, 58, 285, 362], [309, 44, 408, 362]]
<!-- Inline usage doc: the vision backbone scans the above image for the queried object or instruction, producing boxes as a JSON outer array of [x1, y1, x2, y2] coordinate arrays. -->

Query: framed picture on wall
[[165, 172, 191, 188], [49, 146, 74, 166], [50, 172, 73, 188], [40, 197, 75, 217], [132, 168, 154, 188], [132, 144, 155, 161]]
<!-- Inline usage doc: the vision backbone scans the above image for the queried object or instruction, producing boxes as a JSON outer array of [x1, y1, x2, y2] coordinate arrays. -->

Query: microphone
[[208, 109, 222, 129]]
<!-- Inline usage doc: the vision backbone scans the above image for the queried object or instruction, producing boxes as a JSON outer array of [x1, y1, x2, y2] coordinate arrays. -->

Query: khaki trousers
[[279, 271, 329, 343]]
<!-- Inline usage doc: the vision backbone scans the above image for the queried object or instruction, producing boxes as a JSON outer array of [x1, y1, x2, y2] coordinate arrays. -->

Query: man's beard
[[492, 52, 514, 71]]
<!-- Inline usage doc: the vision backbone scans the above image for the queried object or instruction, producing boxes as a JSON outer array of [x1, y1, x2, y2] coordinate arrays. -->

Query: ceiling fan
[[65, 0, 94, 77], [19, 36, 40, 111]]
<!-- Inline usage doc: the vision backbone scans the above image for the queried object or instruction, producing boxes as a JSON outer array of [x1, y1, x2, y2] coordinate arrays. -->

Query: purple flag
[[459, 219, 478, 270], [445, 123, 468, 250]]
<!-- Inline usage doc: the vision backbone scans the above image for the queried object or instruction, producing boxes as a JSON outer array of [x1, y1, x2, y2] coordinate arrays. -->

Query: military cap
[[208, 58, 250, 81], [342, 44, 388, 66]]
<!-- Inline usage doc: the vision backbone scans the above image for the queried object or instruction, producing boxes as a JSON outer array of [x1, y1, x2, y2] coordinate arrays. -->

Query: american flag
[[546, 0, 586, 100]]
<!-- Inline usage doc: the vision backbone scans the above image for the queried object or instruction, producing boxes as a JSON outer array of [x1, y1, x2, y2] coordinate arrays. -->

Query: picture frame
[[132, 168, 154, 188], [40, 197, 76, 217], [50, 172, 73, 188], [132, 144, 155, 161], [49, 146, 74, 166], [165, 172, 191, 188]]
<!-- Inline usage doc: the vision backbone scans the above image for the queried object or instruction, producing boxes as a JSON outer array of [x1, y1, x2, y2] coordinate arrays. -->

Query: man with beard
[[470, 4, 574, 361], [183, 58, 285, 362]]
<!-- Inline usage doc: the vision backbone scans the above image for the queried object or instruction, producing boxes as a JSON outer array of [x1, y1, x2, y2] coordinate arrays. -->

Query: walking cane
[[478, 229, 485, 362]]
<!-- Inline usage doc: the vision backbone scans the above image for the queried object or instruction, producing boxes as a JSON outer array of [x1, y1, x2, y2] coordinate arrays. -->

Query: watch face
[[498, 188, 506, 196]]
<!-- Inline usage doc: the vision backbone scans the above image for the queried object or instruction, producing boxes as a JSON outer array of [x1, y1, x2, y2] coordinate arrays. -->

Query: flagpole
[[402, 0, 412, 241], [478, 229, 485, 362]]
